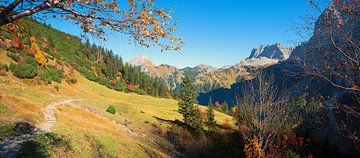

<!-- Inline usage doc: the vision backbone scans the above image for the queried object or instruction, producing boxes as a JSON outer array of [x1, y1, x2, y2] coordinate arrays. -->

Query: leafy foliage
[[9, 63, 37, 78], [244, 137, 265, 158], [30, 37, 47, 66], [0, 0, 184, 51]]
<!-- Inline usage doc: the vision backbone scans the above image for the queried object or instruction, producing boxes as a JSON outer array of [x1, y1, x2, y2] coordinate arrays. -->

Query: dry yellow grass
[[0, 48, 235, 157]]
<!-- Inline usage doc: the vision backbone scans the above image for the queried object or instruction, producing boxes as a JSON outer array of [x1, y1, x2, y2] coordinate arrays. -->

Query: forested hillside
[[0, 18, 169, 97]]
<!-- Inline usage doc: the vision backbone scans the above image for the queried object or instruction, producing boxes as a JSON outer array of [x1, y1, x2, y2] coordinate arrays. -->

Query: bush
[[0, 63, 8, 76], [81, 69, 97, 81], [24, 56, 38, 67], [54, 85, 59, 92], [7, 52, 20, 62], [106, 105, 116, 114], [134, 88, 146, 95], [38, 67, 63, 84], [9, 63, 37, 79], [65, 76, 77, 84], [114, 81, 127, 91], [286, 150, 300, 158]]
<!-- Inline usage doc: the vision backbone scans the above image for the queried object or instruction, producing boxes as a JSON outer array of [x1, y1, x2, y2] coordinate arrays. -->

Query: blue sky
[[46, 0, 316, 68]]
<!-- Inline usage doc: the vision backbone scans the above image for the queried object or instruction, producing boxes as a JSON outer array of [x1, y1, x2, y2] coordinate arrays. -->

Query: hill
[[0, 19, 236, 157]]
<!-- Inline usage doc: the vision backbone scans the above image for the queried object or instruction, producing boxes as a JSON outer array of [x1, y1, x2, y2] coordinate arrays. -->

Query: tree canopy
[[0, 0, 184, 50]]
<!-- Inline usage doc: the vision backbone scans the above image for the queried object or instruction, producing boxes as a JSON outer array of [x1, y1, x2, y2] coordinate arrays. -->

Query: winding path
[[0, 99, 79, 158]]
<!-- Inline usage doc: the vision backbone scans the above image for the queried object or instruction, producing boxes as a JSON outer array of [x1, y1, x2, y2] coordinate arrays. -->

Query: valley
[[0, 0, 359, 157]]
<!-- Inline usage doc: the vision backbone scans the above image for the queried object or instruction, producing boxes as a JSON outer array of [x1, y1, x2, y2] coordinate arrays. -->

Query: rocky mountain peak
[[248, 43, 294, 60], [128, 55, 155, 67], [195, 64, 217, 73]]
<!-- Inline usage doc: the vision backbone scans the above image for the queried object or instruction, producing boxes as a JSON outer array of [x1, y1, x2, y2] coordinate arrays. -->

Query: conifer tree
[[178, 74, 197, 125], [178, 74, 204, 137], [192, 108, 204, 138], [222, 101, 229, 114], [207, 97, 217, 131]]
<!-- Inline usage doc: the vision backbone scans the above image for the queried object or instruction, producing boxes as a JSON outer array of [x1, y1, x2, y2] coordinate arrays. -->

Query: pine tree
[[222, 100, 229, 114], [192, 108, 204, 138], [178, 74, 197, 125], [207, 97, 216, 131]]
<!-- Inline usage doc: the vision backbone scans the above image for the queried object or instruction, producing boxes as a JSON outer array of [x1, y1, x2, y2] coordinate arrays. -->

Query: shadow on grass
[[0, 122, 35, 140], [17, 133, 72, 158], [152, 116, 244, 158]]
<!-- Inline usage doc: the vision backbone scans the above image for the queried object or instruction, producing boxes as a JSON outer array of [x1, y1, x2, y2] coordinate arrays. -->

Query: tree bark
[[0, 1, 55, 27]]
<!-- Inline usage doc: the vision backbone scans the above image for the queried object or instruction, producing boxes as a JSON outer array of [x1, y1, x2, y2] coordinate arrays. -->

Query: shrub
[[38, 67, 63, 84], [54, 85, 59, 92], [106, 105, 116, 114], [0, 63, 8, 76], [114, 81, 127, 91], [65, 76, 77, 84], [134, 88, 145, 95], [9, 63, 37, 79], [81, 69, 97, 81], [24, 56, 38, 67], [7, 52, 20, 62], [286, 150, 300, 158]]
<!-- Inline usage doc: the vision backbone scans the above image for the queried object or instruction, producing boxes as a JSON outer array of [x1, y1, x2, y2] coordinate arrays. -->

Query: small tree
[[236, 72, 304, 155], [106, 105, 116, 114], [207, 97, 216, 131], [178, 74, 204, 137], [178, 74, 197, 125], [192, 108, 204, 138], [221, 100, 229, 114]]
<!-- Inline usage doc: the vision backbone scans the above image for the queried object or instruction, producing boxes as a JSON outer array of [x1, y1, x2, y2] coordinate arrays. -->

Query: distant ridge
[[127, 43, 294, 92]]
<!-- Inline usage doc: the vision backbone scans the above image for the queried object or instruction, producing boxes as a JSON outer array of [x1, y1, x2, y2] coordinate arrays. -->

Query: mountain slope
[[128, 44, 294, 93], [0, 48, 235, 157]]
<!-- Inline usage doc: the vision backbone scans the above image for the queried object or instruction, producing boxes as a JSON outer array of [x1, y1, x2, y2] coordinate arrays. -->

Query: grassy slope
[[0, 50, 234, 157]]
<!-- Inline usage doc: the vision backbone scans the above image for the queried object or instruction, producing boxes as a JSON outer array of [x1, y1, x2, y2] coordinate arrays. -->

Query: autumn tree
[[207, 96, 216, 131], [298, 0, 360, 147], [30, 36, 46, 66], [0, 0, 184, 51], [235, 72, 304, 156]]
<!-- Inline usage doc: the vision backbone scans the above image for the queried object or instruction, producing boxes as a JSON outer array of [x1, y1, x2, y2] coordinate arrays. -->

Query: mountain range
[[128, 43, 294, 93]]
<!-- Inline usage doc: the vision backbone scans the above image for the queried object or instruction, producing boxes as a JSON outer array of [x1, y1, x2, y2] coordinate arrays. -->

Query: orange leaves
[[50, 0, 183, 51], [108, 3, 115, 10], [129, 0, 134, 5], [30, 37, 46, 66], [244, 137, 265, 158], [90, 66, 98, 77], [127, 84, 139, 91], [11, 37, 24, 49]]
